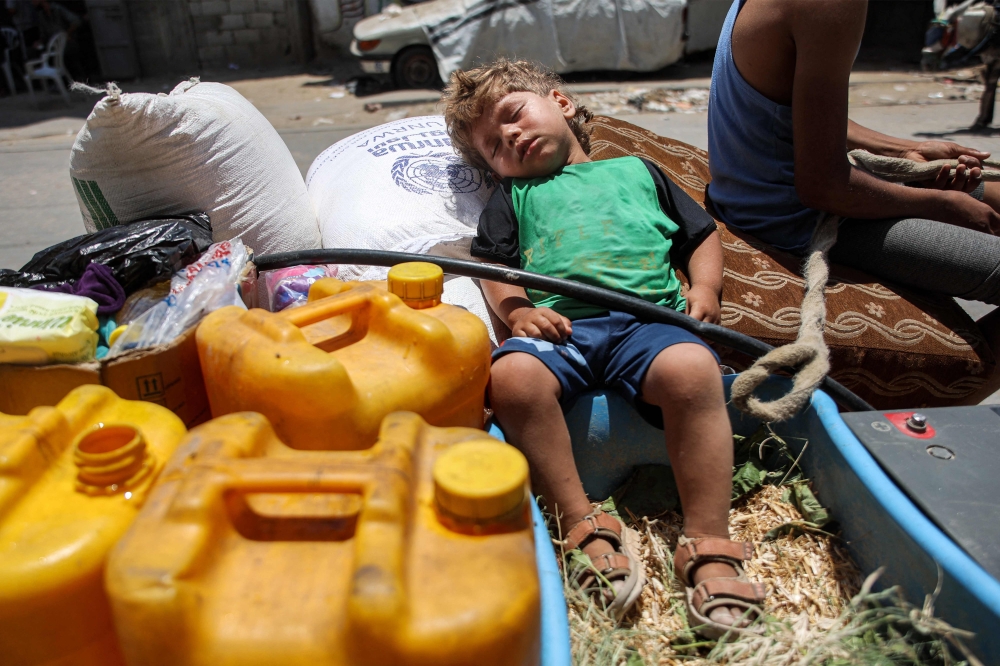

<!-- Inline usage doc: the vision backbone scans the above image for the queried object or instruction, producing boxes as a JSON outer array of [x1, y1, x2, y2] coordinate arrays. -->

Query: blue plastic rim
[[489, 422, 572, 666], [532, 497, 572, 666]]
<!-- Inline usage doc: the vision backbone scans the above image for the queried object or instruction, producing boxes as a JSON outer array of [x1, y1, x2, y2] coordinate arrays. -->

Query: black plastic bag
[[0, 214, 213, 294]]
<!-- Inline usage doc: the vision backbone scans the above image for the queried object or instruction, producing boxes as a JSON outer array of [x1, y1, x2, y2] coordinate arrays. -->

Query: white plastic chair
[[1, 27, 18, 96], [24, 31, 72, 105]]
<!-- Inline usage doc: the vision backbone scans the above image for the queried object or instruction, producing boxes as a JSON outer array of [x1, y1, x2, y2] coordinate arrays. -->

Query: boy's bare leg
[[490, 352, 619, 565], [640, 343, 742, 627]]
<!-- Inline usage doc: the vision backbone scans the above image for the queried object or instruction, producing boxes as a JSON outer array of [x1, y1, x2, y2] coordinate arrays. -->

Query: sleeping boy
[[443, 59, 766, 634]]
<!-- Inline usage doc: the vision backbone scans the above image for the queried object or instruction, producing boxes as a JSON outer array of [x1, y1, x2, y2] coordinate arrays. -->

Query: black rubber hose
[[256, 249, 875, 413]]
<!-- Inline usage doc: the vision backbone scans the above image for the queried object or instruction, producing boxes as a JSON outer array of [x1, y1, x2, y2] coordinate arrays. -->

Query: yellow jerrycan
[[196, 262, 492, 450], [106, 411, 540, 666], [0, 385, 187, 666]]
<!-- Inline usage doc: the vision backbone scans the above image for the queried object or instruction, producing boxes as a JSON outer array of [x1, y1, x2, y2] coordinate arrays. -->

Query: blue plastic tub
[[500, 375, 1000, 663], [566, 376, 1000, 661]]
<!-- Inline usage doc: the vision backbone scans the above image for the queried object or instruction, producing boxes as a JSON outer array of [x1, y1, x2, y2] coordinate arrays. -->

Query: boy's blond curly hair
[[442, 59, 593, 171]]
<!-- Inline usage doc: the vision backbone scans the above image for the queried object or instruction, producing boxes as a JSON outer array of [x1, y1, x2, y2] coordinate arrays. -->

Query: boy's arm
[[473, 180, 571, 341], [481, 279, 572, 341], [683, 229, 723, 324], [639, 158, 722, 323]]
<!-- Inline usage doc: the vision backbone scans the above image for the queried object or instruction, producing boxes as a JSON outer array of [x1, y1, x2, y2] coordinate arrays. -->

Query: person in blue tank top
[[444, 59, 768, 635], [708, 0, 1000, 372]]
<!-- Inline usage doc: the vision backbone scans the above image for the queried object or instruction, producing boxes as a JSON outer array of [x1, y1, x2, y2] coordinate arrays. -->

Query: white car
[[348, 0, 730, 88]]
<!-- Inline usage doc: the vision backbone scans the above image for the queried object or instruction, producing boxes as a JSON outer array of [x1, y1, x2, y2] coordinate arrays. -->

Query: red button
[[884, 412, 936, 439]]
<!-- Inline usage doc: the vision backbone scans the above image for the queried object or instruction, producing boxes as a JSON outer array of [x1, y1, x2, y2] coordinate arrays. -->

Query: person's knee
[[642, 344, 722, 409], [489, 353, 561, 411]]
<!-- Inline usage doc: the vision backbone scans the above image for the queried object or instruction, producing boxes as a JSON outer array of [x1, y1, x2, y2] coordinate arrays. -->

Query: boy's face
[[471, 89, 583, 179]]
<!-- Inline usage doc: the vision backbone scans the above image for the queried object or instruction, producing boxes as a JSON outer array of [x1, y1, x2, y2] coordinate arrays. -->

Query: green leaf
[[790, 483, 830, 527], [625, 652, 645, 666], [731, 460, 765, 501], [781, 486, 793, 504]]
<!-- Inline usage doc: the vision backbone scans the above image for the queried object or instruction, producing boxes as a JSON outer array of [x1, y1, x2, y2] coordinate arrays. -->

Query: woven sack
[[69, 79, 321, 256]]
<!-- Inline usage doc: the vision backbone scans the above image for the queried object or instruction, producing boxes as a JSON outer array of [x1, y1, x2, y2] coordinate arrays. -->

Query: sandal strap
[[674, 537, 753, 586], [564, 512, 623, 551], [590, 552, 633, 578], [691, 578, 766, 611]]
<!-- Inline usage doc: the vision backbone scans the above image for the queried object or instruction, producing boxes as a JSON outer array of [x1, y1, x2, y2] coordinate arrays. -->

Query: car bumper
[[360, 59, 392, 74]]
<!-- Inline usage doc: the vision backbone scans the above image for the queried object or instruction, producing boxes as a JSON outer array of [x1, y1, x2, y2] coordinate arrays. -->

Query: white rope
[[70, 81, 121, 101], [730, 213, 839, 422], [848, 149, 1000, 182]]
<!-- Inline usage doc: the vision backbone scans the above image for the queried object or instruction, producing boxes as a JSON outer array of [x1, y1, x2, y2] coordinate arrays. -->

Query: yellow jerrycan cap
[[387, 262, 444, 309], [433, 439, 529, 522]]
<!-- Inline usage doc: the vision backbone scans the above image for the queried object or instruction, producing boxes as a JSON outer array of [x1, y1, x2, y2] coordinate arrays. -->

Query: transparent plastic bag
[[264, 264, 338, 311], [109, 240, 248, 355]]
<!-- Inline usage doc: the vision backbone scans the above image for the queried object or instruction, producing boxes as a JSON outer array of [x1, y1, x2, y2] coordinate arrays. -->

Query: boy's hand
[[685, 284, 721, 324], [510, 307, 573, 342]]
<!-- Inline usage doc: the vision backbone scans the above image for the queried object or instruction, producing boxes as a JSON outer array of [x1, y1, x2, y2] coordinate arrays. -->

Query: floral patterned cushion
[[587, 115, 996, 409]]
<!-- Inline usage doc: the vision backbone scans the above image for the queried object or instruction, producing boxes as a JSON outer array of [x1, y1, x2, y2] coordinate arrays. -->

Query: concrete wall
[[125, 0, 200, 76], [124, 0, 312, 76]]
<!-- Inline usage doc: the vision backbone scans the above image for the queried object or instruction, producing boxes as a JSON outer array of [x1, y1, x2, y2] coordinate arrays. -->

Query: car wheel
[[393, 46, 442, 89]]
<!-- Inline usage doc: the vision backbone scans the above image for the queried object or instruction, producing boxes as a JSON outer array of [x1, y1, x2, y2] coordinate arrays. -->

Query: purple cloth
[[36, 263, 126, 314]]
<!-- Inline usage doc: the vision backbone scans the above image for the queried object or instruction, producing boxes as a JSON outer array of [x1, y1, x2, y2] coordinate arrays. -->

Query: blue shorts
[[492, 311, 718, 429]]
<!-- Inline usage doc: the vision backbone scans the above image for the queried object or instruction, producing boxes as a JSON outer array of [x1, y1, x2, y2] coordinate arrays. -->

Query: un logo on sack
[[391, 152, 492, 195]]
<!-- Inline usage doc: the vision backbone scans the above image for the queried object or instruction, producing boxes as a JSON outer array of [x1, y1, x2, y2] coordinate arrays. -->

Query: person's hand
[[685, 284, 721, 324], [902, 141, 989, 193], [936, 190, 1000, 235], [902, 140, 990, 163], [509, 307, 572, 342]]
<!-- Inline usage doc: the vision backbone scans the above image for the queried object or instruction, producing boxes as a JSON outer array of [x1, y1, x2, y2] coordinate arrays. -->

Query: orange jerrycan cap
[[433, 439, 529, 522], [73, 423, 157, 496], [387, 262, 444, 309]]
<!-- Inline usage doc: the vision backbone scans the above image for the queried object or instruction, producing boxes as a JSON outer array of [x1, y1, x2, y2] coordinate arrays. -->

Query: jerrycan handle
[[283, 263, 443, 328], [282, 283, 376, 328], [281, 264, 444, 351], [281, 283, 380, 351]]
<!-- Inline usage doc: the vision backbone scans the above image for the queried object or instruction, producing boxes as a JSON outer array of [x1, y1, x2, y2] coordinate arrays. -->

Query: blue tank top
[[707, 0, 818, 254]]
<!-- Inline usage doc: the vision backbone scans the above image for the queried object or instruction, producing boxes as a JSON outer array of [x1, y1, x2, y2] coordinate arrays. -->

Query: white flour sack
[[306, 116, 500, 343], [69, 80, 321, 256], [306, 116, 496, 280]]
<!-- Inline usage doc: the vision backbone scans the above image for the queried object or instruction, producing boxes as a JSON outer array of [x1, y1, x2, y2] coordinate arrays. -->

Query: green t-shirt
[[509, 156, 687, 320]]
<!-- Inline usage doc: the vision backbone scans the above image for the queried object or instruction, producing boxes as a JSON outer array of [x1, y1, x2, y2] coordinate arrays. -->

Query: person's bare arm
[[684, 230, 723, 324], [791, 0, 1000, 233], [481, 279, 572, 341]]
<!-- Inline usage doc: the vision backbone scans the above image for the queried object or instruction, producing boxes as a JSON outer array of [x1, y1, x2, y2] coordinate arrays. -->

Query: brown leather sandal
[[673, 535, 766, 638], [563, 511, 645, 617]]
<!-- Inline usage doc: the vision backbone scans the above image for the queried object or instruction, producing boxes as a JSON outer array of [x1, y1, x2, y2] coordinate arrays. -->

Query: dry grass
[[556, 484, 981, 666]]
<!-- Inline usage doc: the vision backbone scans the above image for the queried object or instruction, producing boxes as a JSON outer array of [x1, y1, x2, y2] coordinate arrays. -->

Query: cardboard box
[[0, 326, 210, 428]]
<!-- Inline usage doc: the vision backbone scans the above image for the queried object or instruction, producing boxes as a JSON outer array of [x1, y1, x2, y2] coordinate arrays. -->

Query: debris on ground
[[578, 88, 710, 116]]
